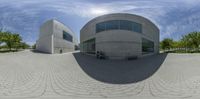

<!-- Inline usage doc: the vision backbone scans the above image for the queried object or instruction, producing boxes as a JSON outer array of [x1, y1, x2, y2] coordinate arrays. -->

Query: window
[[142, 38, 154, 54], [96, 22, 106, 33], [96, 20, 142, 33], [63, 31, 73, 42], [106, 20, 119, 30], [120, 20, 132, 31], [132, 22, 142, 33], [81, 38, 96, 54]]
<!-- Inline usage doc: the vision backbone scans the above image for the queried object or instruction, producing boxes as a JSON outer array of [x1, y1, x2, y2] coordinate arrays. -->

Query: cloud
[[48, 1, 169, 18], [0, 0, 200, 43], [161, 9, 200, 40]]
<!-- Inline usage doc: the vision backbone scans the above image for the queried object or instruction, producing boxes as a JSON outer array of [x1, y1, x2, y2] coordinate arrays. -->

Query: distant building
[[80, 13, 159, 59], [36, 19, 78, 54]]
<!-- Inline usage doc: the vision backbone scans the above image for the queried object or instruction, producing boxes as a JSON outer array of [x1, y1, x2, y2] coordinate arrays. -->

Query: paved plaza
[[0, 50, 200, 99]]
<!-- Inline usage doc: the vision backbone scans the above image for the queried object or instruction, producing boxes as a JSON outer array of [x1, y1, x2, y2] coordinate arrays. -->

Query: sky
[[0, 0, 200, 45]]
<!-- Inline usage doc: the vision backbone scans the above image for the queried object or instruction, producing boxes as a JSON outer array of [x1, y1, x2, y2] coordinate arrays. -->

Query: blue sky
[[0, 0, 200, 45]]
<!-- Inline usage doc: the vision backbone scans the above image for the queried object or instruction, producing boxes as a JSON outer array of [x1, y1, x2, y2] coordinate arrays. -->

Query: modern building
[[80, 13, 159, 59], [36, 19, 78, 54]]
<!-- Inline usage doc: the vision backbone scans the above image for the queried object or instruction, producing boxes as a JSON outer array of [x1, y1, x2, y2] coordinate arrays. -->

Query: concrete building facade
[[36, 19, 78, 54], [80, 13, 159, 59]]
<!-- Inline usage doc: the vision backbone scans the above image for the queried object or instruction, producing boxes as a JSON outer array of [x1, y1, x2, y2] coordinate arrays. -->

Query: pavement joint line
[[0, 50, 200, 98]]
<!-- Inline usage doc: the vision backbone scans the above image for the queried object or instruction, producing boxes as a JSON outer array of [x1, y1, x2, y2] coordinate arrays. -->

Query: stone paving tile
[[0, 50, 200, 99]]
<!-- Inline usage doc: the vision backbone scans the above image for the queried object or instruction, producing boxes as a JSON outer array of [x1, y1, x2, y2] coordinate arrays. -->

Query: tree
[[1, 31, 22, 51], [0, 30, 29, 52], [4, 31, 13, 51], [172, 41, 180, 48], [32, 44, 36, 49], [12, 34, 22, 51], [160, 38, 174, 50], [0, 32, 2, 45], [181, 32, 200, 49], [161, 32, 200, 53], [0, 30, 6, 45], [20, 42, 30, 49]]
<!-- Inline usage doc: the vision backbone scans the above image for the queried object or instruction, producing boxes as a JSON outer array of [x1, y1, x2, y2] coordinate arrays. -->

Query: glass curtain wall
[[96, 20, 142, 33], [142, 38, 154, 54], [81, 38, 96, 54], [63, 31, 73, 42]]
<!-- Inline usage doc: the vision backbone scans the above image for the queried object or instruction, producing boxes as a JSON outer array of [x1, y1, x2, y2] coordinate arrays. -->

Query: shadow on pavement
[[30, 49, 50, 54], [73, 52, 168, 84]]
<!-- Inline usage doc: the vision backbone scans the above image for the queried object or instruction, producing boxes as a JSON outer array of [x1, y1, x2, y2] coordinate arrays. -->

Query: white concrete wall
[[95, 30, 142, 58], [52, 20, 75, 53], [39, 20, 54, 38], [36, 20, 54, 54], [36, 19, 77, 54], [54, 38, 74, 53], [36, 35, 53, 53], [80, 13, 159, 59]]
